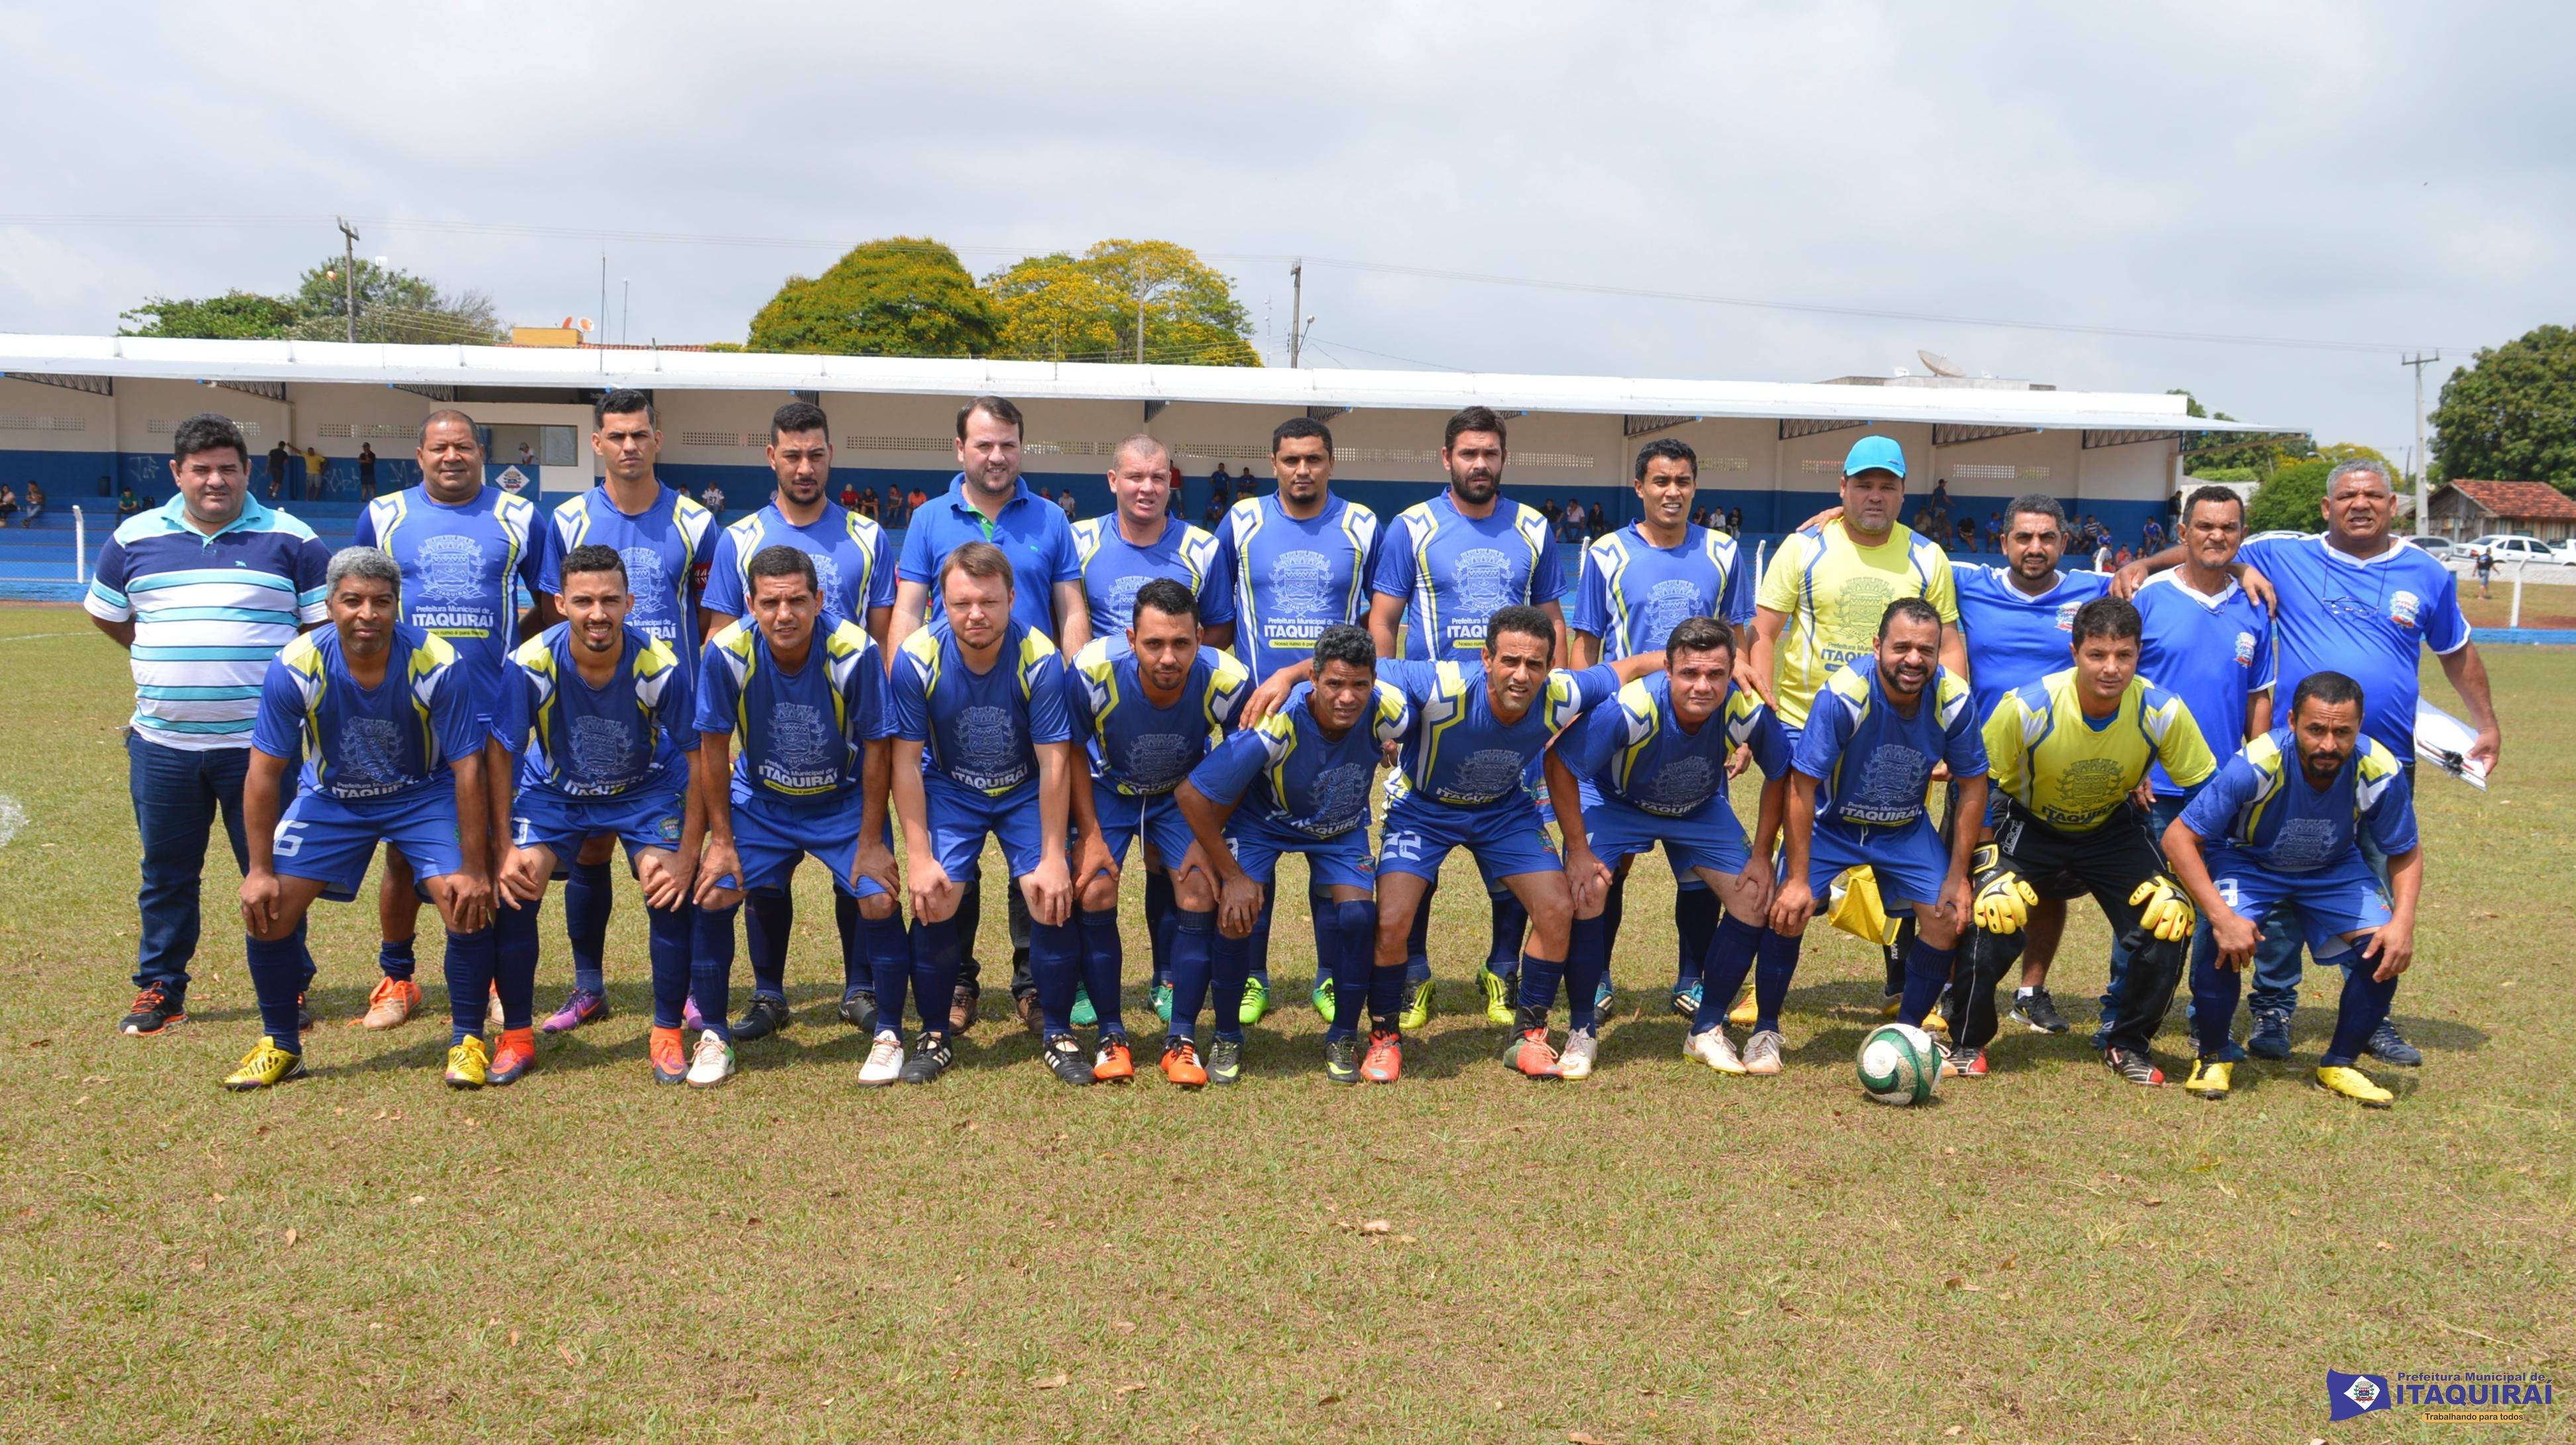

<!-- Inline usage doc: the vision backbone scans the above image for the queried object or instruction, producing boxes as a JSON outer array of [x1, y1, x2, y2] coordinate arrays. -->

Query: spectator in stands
[[1211, 462, 1232, 509], [838, 482, 860, 508], [303, 445, 324, 499], [2141, 517, 2167, 551], [356, 443, 377, 500], [23, 481, 44, 527], [1203, 495, 1224, 526], [1060, 488, 1079, 520], [1983, 511, 2003, 550], [699, 482, 726, 512], [906, 485, 928, 513], [117, 485, 143, 519], [0, 483, 16, 526], [267, 439, 291, 500], [2112, 543, 2133, 568], [1726, 505, 1744, 533], [1957, 517, 1976, 552]]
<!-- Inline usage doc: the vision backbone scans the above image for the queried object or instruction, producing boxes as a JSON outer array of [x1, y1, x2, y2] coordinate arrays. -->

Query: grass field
[[2, 603, 2569, 1443]]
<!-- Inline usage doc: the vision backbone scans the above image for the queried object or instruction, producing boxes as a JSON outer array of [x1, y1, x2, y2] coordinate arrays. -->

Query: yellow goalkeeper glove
[[2128, 875, 2198, 942], [1970, 842, 2037, 935]]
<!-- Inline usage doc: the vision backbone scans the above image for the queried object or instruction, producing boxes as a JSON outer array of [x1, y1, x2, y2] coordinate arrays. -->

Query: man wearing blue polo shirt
[[891, 395, 1091, 1035], [89, 413, 332, 1038]]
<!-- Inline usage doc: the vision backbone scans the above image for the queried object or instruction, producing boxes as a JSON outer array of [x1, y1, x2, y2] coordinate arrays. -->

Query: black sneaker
[[899, 1030, 952, 1084], [2011, 988, 2070, 1034], [296, 992, 313, 1034], [2246, 1009, 2293, 1060], [838, 988, 878, 1032], [949, 983, 980, 1034], [2103, 1046, 2165, 1087], [1206, 1037, 1243, 1086], [2365, 1020, 2422, 1067], [119, 983, 187, 1036], [732, 994, 791, 1042], [1322, 1036, 1360, 1085], [1042, 1032, 1095, 1086]]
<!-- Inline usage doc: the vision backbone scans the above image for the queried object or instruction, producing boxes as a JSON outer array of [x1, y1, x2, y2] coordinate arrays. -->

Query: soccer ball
[[1857, 1022, 1941, 1106]]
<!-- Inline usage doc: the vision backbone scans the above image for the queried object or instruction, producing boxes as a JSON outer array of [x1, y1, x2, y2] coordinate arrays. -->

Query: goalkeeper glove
[[2128, 874, 2198, 942], [1971, 842, 2037, 935]]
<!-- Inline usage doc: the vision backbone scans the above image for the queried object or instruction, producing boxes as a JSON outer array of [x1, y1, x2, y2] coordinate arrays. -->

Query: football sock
[[377, 934, 415, 983], [1693, 913, 1766, 1034], [744, 888, 792, 1000], [1145, 869, 1175, 987], [1674, 885, 1721, 993], [2321, 962, 2401, 1068], [1882, 915, 1915, 997], [1030, 916, 1083, 1035], [1404, 877, 1436, 982], [1565, 915, 1609, 1032], [1754, 928, 1805, 1035], [1303, 884, 1335, 993], [644, 899, 693, 1030], [857, 909, 907, 997], [1329, 901, 1377, 1043], [2188, 930, 2236, 1058], [1085, 906, 1132, 1035], [689, 902, 737, 1042], [495, 899, 542, 1032], [953, 877, 983, 977], [1489, 892, 1529, 968], [442, 926, 497, 1047], [565, 858, 613, 994], [833, 890, 862, 991], [1900, 936, 1956, 1028], [245, 932, 307, 1052], [1517, 950, 1566, 1015], [1205, 911, 1248, 1044]]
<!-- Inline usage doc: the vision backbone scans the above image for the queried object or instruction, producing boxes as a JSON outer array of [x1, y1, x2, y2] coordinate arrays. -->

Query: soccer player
[[1547, 617, 1787, 1077], [2164, 672, 2422, 1107], [1177, 624, 1409, 1085], [489, 544, 705, 1087], [1367, 406, 1571, 1028], [1063, 579, 1251, 1083], [690, 545, 900, 1088], [698, 399, 898, 1042], [1210, 416, 1382, 1024], [532, 389, 718, 1035], [1954, 596, 2217, 1085], [1765, 599, 1988, 1070], [886, 540, 1079, 1085], [891, 396, 1089, 1036], [226, 548, 495, 1090], [1565, 436, 1753, 1021], [350, 409, 541, 1032]]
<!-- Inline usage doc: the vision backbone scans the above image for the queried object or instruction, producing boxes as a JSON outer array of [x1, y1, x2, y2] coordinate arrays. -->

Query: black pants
[[1958, 805, 2181, 1055]]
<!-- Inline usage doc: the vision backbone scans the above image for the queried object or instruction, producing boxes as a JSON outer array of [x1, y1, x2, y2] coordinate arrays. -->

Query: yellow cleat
[[1729, 989, 1758, 1028], [1923, 1005, 1948, 1037], [223, 1036, 307, 1091], [444, 1035, 490, 1090], [2314, 1065, 2393, 1109], [2184, 1058, 2232, 1099]]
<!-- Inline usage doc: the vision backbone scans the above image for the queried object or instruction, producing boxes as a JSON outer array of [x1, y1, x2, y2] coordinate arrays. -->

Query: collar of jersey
[[943, 473, 1038, 521], [157, 490, 276, 540], [2148, 569, 2243, 610], [2312, 533, 2409, 570]]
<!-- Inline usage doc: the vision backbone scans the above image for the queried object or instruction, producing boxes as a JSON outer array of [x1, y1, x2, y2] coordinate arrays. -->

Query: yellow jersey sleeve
[[2142, 684, 2218, 791]]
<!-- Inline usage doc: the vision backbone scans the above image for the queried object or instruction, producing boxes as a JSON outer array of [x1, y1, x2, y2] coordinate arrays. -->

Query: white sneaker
[[1685, 1026, 1746, 1075], [685, 1029, 737, 1088], [1741, 1028, 1785, 1075], [485, 985, 505, 1034], [858, 1030, 905, 1087], [1558, 1028, 1599, 1080]]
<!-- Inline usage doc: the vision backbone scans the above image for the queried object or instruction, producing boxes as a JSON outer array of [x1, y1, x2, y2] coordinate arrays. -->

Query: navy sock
[[1368, 927, 1409, 1027], [1899, 936, 1955, 1028], [245, 933, 307, 1050], [1566, 915, 1609, 1032], [1489, 892, 1528, 970], [1404, 879, 1436, 981], [1304, 886, 1334, 995], [377, 934, 416, 983], [953, 877, 983, 972], [889, 917, 944, 1034], [1692, 914, 1766, 1033], [1882, 915, 1914, 997], [564, 858, 613, 993], [1753, 929, 1805, 1035], [645, 900, 693, 1030], [1145, 869, 1175, 986], [2188, 930, 2236, 1058], [443, 927, 497, 1046], [1246, 893, 1277, 988], [1674, 885, 1721, 992], [745, 888, 792, 1000], [1517, 950, 1565, 1014], [2321, 960, 2400, 1068], [1207, 913, 1248, 1044], [1599, 873, 1627, 993], [857, 910, 907, 997], [690, 903, 736, 1042], [495, 899, 542, 1031], [1031, 917, 1083, 1035], [834, 890, 862, 991], [1329, 901, 1377, 1042], [1084, 906, 1130, 1034], [910, 914, 963, 1036]]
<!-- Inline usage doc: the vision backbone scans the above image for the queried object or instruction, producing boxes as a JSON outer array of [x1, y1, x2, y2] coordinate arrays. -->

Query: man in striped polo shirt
[[87, 413, 334, 1036]]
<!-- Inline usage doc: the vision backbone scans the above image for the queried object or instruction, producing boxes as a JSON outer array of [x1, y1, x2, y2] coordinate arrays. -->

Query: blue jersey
[[2133, 571, 2277, 797], [1567, 524, 1752, 660], [1065, 640, 1252, 795], [1951, 563, 2112, 726], [354, 485, 543, 704], [702, 501, 895, 624], [889, 619, 1073, 795], [2177, 727, 2418, 872], [1554, 673, 1787, 817], [251, 623, 485, 805], [1069, 515, 1235, 637], [1189, 681, 1412, 838], [2238, 533, 2468, 754], [1792, 663, 1987, 830], [1371, 491, 1568, 661], [538, 483, 718, 654], [493, 623, 693, 799], [1212, 493, 1382, 682], [695, 615, 893, 809], [1377, 658, 1616, 809], [895, 475, 1082, 640]]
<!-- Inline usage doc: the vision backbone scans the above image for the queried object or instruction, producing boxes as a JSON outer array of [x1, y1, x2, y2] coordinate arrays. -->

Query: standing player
[[1765, 601, 1988, 1070], [226, 549, 496, 1089], [698, 399, 899, 1042], [1952, 597, 2216, 1085], [1566, 436, 1752, 1021], [1062, 580, 1250, 1083], [351, 409, 541, 1032], [1367, 407, 1571, 1028], [532, 389, 718, 1034], [885, 541, 1080, 1085], [489, 545, 705, 1088], [2164, 672, 2422, 1107], [1176, 624, 1409, 1085]]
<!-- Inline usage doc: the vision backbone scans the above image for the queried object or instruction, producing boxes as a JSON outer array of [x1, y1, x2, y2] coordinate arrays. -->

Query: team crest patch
[[417, 534, 487, 607], [2054, 600, 2081, 632], [658, 815, 682, 843], [2388, 590, 2421, 628], [2234, 630, 2257, 665], [1269, 550, 1335, 615], [1450, 548, 1516, 619]]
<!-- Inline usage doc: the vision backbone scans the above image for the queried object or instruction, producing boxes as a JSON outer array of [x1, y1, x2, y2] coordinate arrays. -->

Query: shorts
[[718, 792, 891, 899], [512, 782, 687, 872], [2206, 848, 2392, 965], [1796, 817, 1949, 913], [1377, 791, 1562, 883], [274, 786, 464, 903], [926, 773, 1048, 883], [1577, 782, 1750, 879], [1228, 811, 1377, 892], [1089, 785, 1203, 877]]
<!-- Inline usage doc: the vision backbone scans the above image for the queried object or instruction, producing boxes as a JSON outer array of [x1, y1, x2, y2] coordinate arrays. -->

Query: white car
[[2462, 534, 2566, 566], [2409, 536, 2456, 561]]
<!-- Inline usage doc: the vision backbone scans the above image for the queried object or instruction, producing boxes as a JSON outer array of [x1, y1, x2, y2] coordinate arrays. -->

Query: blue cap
[[1842, 434, 1907, 479]]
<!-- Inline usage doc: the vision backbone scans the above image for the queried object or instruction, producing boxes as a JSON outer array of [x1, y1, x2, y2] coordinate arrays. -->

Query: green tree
[[2246, 457, 2333, 534], [2428, 324, 2576, 489], [746, 237, 998, 357], [119, 291, 303, 339], [289, 256, 505, 344], [2169, 388, 2307, 477], [986, 240, 1259, 366]]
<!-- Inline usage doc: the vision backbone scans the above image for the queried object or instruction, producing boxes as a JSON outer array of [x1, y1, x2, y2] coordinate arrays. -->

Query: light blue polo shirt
[[895, 474, 1081, 639]]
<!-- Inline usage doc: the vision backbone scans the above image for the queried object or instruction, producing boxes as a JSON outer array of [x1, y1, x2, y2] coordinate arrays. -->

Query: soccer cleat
[[120, 984, 186, 1036], [1013, 991, 1044, 1034], [1206, 1038, 1242, 1087], [1150, 983, 1173, 1026], [1400, 974, 1434, 1033], [1923, 999, 1950, 1037], [1502, 1009, 1561, 1078], [901, 1030, 953, 1083], [948, 984, 979, 1034], [1322, 1036, 1361, 1085], [685, 1030, 737, 1088], [1070, 985, 1098, 1030], [1160, 1039, 1209, 1087], [541, 988, 609, 1035], [1042, 1032, 1095, 1087], [2183, 1058, 2232, 1099], [223, 1036, 307, 1091], [732, 995, 791, 1042], [2011, 989, 2071, 1034], [1477, 964, 1514, 1025], [683, 996, 708, 1034], [2314, 1064, 2393, 1109], [444, 1035, 491, 1090], [487, 1029, 536, 1087], [485, 985, 505, 1035], [2365, 1021, 2422, 1067], [1093, 1034, 1136, 1083], [649, 1026, 687, 1085], [1592, 977, 1614, 1022], [858, 1032, 906, 1086], [1741, 1028, 1785, 1075], [1669, 981, 1703, 1020], [1360, 1029, 1403, 1083], [1944, 1044, 1989, 1079], [1238, 975, 1271, 1026], [359, 977, 422, 1030], [2246, 1009, 2292, 1060], [2103, 1046, 2165, 1087], [1558, 1028, 1599, 1081], [1311, 975, 1335, 1022], [1730, 989, 1759, 1028], [840, 989, 879, 1032], [1685, 1026, 1746, 1075], [1877, 989, 1903, 1019]]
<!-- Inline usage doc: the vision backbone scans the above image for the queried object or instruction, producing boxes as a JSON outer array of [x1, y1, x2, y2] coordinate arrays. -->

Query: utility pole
[[2403, 351, 2440, 538], [599, 256, 608, 348], [1136, 287, 1146, 365], [620, 279, 630, 346], [335, 218, 360, 342], [1289, 260, 1303, 368]]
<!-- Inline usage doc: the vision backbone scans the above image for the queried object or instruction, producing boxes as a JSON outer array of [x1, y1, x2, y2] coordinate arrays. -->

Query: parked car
[[2471, 536, 2569, 566], [2409, 536, 2456, 560]]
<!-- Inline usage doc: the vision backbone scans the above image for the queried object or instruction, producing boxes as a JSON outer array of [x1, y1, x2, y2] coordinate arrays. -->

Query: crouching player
[[490, 544, 707, 1089], [693, 545, 901, 1089], [1175, 624, 1409, 1085], [1063, 579, 1251, 1085], [2163, 671, 2423, 1107], [228, 547, 495, 1089], [1766, 599, 1988, 1071], [1546, 617, 1787, 1077]]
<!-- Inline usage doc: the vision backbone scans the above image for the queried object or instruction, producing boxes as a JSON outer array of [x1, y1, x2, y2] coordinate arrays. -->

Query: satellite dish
[[1917, 350, 1967, 379]]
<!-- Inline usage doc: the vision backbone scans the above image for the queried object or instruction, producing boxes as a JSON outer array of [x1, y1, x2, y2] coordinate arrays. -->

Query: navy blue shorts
[[275, 786, 464, 903], [2206, 848, 2391, 965], [1228, 811, 1377, 891], [512, 782, 687, 872], [718, 793, 891, 899], [1090, 785, 1203, 877], [1795, 816, 1950, 915], [1577, 783, 1750, 879], [926, 773, 1046, 882], [1378, 791, 1561, 883]]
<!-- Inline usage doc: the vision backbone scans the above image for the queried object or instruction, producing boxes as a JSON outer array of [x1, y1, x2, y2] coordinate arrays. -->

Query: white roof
[[0, 333, 2291, 434]]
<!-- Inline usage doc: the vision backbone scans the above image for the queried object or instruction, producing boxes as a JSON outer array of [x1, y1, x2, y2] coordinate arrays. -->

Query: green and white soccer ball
[[1857, 1022, 1941, 1106]]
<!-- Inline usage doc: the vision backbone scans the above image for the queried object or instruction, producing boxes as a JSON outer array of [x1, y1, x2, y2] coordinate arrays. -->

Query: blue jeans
[[127, 733, 306, 997]]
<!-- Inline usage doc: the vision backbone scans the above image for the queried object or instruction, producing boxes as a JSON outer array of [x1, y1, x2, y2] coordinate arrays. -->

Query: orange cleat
[[650, 1025, 687, 1085], [358, 976, 422, 1030], [1093, 1036, 1136, 1083], [1159, 1040, 1209, 1087], [1503, 1027, 1562, 1079], [488, 1028, 536, 1086], [1360, 1028, 1403, 1083]]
